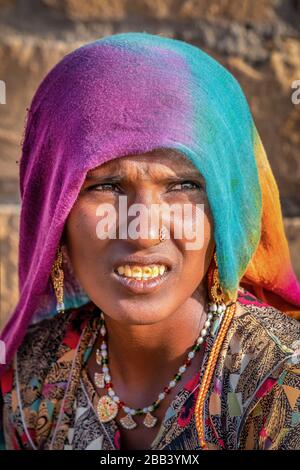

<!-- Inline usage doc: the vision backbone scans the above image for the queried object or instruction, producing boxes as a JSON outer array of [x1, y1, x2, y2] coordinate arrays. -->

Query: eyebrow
[[85, 170, 205, 184]]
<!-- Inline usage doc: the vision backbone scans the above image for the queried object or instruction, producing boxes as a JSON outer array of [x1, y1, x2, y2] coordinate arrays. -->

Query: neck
[[98, 281, 209, 395]]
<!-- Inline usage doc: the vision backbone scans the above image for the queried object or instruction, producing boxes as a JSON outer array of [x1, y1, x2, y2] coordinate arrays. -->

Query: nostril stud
[[159, 226, 167, 242]]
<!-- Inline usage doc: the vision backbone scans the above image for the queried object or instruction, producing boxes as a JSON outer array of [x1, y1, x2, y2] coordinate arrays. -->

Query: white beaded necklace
[[94, 301, 226, 430]]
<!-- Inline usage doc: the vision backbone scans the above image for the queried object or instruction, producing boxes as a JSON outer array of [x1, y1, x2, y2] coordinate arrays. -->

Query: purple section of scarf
[[0, 38, 193, 372]]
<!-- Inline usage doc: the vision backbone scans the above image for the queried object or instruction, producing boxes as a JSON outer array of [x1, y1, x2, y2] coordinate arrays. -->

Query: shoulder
[[232, 287, 300, 356], [212, 288, 300, 449], [232, 290, 300, 449], [0, 301, 98, 450], [1, 301, 97, 392], [218, 287, 300, 411]]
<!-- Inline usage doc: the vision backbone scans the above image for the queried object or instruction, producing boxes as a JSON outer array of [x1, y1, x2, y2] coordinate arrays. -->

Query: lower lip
[[111, 269, 170, 294]]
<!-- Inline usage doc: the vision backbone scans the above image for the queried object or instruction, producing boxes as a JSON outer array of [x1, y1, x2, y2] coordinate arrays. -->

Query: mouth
[[111, 256, 172, 294]]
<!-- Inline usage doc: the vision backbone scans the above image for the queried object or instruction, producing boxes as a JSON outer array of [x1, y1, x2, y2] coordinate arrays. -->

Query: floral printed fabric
[[1, 287, 300, 450]]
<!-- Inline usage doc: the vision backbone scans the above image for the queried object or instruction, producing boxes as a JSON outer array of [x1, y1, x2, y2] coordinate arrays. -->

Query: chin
[[103, 297, 172, 325]]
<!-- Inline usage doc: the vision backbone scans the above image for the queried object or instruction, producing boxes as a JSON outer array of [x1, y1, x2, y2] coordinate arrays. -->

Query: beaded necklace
[[94, 301, 226, 430]]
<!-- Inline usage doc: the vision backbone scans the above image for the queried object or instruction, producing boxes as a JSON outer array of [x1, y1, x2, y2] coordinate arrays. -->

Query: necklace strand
[[94, 301, 226, 430]]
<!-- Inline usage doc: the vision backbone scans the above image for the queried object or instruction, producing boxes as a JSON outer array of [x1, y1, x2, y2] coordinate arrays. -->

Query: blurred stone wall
[[0, 0, 300, 328]]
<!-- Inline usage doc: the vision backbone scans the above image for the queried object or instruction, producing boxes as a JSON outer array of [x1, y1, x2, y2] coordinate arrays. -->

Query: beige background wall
[[0, 0, 300, 329]]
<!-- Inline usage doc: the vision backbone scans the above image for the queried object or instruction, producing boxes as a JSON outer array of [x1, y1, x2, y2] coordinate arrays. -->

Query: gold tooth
[[117, 264, 167, 278], [142, 266, 152, 278], [132, 266, 143, 278]]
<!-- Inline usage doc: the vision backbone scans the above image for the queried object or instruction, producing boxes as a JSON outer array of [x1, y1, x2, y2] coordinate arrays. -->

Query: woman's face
[[64, 149, 215, 324]]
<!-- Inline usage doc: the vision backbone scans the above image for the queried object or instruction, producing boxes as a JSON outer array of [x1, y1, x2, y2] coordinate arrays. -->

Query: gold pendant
[[94, 372, 105, 388], [143, 412, 158, 428], [97, 395, 118, 423], [120, 414, 137, 429]]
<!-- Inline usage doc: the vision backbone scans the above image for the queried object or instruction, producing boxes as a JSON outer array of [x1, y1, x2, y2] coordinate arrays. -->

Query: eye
[[86, 183, 122, 193], [169, 181, 203, 192]]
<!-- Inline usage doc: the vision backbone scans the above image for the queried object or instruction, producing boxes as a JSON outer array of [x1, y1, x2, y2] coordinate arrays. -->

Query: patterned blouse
[[1, 287, 300, 450]]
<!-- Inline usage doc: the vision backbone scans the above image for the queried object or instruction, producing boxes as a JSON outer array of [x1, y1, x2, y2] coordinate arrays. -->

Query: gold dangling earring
[[210, 252, 227, 303], [207, 251, 228, 337], [51, 245, 65, 313]]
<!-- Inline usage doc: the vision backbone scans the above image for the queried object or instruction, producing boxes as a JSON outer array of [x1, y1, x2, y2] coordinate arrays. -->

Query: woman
[[0, 32, 300, 451]]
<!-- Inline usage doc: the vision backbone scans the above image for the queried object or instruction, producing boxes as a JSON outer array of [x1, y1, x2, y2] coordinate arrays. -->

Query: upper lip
[[113, 254, 173, 271]]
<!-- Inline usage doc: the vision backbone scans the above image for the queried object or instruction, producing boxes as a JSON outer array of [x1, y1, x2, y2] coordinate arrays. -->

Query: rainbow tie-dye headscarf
[[1, 32, 300, 375]]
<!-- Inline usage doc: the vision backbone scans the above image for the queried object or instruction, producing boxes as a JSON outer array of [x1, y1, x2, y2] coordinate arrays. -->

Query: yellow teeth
[[116, 264, 167, 279]]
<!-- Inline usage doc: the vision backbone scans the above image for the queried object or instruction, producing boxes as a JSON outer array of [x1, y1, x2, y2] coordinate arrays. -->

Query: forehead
[[86, 148, 201, 178]]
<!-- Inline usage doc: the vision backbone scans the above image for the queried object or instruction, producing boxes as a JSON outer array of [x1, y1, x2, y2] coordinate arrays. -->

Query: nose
[[123, 189, 167, 249], [134, 225, 161, 248]]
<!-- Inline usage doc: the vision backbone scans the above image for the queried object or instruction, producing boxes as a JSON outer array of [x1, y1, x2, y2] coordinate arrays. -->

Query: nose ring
[[159, 226, 167, 242]]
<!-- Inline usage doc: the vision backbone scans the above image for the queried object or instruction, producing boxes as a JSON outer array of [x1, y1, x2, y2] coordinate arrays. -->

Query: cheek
[[64, 204, 111, 295], [65, 203, 104, 252], [177, 207, 214, 283], [172, 202, 213, 250]]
